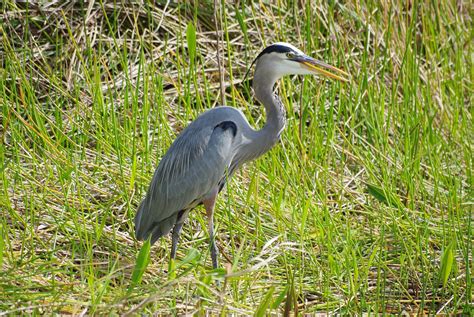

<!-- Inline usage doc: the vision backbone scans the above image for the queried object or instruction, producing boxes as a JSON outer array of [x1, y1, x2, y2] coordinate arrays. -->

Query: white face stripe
[[254, 42, 319, 79]]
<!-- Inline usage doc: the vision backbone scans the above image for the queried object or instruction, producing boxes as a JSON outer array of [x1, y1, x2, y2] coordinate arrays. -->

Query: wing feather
[[135, 118, 237, 242]]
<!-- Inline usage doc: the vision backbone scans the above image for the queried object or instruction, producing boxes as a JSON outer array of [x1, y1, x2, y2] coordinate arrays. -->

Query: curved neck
[[253, 71, 286, 140], [230, 66, 287, 167]]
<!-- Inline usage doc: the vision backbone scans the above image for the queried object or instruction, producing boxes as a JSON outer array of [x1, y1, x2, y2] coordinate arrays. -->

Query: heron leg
[[170, 222, 183, 260], [203, 189, 219, 269]]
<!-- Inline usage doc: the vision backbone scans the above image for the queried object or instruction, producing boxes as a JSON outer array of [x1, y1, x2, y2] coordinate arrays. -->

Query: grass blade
[[366, 183, 402, 209], [0, 224, 4, 267], [129, 239, 151, 292], [186, 22, 197, 63], [439, 240, 455, 288], [254, 286, 275, 317]]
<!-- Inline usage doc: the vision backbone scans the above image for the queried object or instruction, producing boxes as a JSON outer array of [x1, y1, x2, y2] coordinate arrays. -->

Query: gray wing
[[135, 117, 238, 243]]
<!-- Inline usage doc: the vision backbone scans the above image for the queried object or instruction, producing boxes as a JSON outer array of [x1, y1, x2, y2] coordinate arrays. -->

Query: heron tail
[[135, 200, 176, 245]]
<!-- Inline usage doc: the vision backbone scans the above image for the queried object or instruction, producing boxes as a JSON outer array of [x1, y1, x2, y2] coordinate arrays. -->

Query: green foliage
[[439, 240, 455, 289], [129, 238, 151, 291], [1, 0, 471, 315], [254, 286, 274, 317], [186, 22, 197, 63], [0, 224, 4, 268], [366, 183, 402, 209]]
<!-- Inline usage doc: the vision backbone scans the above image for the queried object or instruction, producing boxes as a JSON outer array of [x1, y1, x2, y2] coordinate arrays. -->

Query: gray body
[[134, 42, 348, 268], [135, 102, 284, 243]]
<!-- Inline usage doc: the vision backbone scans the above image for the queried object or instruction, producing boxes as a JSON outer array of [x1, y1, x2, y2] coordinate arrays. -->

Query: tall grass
[[1, 1, 472, 314]]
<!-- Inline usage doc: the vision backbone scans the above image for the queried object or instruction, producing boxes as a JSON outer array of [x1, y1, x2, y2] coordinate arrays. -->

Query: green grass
[[1, 1, 472, 315]]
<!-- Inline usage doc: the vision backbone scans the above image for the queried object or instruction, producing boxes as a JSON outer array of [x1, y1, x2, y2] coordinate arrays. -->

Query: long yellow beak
[[295, 56, 350, 82]]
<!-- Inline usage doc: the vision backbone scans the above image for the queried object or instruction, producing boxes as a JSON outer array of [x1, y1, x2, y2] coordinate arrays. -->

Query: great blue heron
[[135, 42, 348, 268]]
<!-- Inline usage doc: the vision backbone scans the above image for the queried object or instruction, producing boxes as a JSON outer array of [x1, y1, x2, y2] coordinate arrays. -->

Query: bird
[[135, 42, 349, 269]]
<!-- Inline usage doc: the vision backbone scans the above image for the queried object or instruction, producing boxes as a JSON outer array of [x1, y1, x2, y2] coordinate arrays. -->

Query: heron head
[[252, 42, 349, 82]]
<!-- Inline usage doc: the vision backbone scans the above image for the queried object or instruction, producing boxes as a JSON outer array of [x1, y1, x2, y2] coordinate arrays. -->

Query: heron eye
[[286, 52, 296, 59]]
